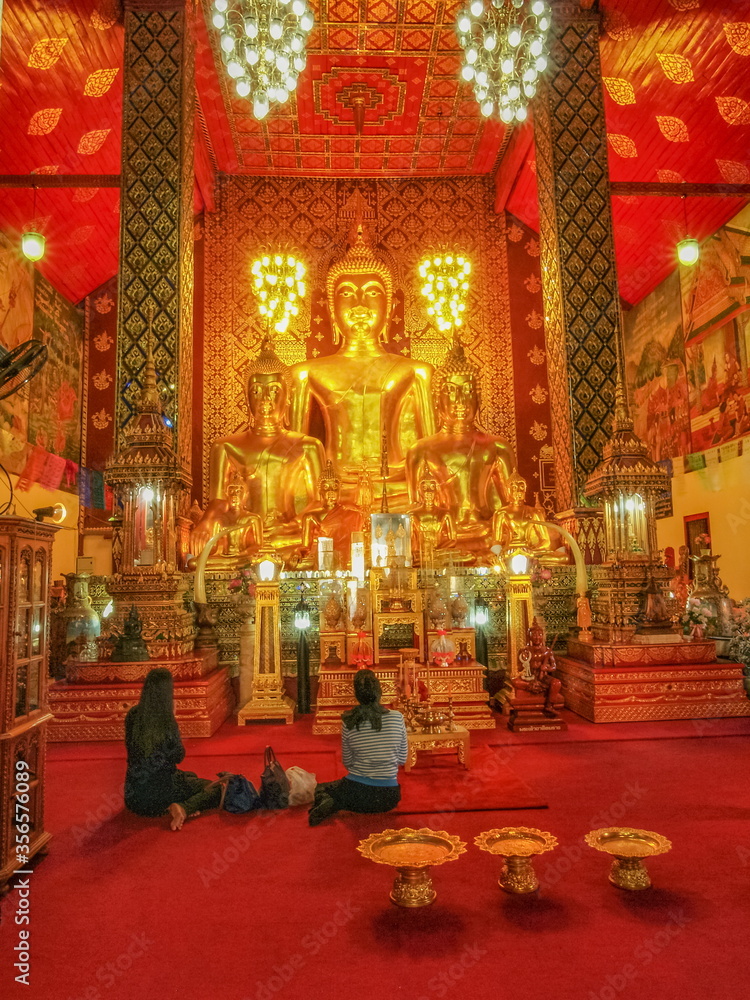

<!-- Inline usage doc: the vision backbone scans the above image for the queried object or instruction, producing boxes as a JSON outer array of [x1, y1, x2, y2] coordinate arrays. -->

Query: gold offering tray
[[475, 827, 558, 858], [357, 827, 466, 908], [474, 827, 558, 894], [358, 828, 465, 868], [585, 827, 671, 858], [585, 827, 672, 890]]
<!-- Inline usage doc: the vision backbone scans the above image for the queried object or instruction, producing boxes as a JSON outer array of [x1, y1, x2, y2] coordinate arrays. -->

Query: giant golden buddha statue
[[405, 340, 515, 556], [191, 342, 325, 564], [290, 227, 435, 503]]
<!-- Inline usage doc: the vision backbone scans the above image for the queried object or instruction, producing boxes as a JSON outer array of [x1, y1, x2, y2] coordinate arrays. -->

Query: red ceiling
[[0, 0, 747, 307]]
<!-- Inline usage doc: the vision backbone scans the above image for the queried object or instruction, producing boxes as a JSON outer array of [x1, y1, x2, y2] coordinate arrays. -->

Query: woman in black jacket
[[124, 668, 222, 830]]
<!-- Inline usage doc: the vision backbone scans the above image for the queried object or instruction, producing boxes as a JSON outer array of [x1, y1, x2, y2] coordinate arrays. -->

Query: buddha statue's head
[[246, 341, 292, 431], [434, 340, 480, 430], [326, 226, 393, 346], [508, 470, 527, 505], [318, 460, 341, 510], [527, 617, 544, 647]]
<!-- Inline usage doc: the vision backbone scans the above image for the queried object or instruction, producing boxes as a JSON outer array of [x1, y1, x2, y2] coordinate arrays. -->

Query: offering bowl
[[474, 827, 558, 893], [585, 827, 672, 890], [357, 827, 466, 907]]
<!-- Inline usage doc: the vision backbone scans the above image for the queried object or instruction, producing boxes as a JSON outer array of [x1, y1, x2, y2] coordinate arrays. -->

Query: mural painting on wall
[[0, 231, 34, 475], [680, 202, 750, 452], [623, 269, 691, 462], [28, 272, 83, 469]]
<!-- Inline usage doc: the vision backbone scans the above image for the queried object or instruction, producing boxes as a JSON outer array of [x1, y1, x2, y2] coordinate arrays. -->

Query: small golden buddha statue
[[409, 468, 456, 568], [405, 340, 515, 555], [191, 342, 325, 564], [290, 226, 436, 501], [492, 470, 567, 563], [300, 460, 365, 569]]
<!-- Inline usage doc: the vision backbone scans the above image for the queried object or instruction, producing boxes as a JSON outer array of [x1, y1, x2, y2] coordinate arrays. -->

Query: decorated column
[[534, 0, 621, 517], [116, 0, 195, 475]]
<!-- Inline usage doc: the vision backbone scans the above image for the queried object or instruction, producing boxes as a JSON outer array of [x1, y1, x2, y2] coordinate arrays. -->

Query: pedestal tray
[[474, 827, 558, 893], [585, 827, 672, 890], [357, 827, 466, 908]]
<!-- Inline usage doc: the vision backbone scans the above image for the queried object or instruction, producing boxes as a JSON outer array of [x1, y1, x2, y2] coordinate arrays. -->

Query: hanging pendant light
[[677, 193, 700, 267], [21, 182, 45, 262], [210, 0, 313, 120], [455, 0, 551, 122]]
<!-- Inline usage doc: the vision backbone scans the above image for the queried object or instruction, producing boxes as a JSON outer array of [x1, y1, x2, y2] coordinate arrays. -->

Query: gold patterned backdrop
[[202, 174, 515, 501]]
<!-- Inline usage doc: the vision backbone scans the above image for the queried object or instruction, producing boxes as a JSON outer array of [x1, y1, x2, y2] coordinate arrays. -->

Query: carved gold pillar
[[116, 0, 195, 473], [534, 1, 622, 513]]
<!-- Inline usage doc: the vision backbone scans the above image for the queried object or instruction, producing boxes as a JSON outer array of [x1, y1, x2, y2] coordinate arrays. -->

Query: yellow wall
[[656, 447, 750, 598], [1, 475, 80, 581]]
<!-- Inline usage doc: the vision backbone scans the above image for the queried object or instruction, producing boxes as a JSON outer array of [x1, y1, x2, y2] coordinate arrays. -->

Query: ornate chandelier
[[210, 0, 314, 120], [455, 0, 551, 123], [251, 250, 307, 334], [418, 253, 472, 335]]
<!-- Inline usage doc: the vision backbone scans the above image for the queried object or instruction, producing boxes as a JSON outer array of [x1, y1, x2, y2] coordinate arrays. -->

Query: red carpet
[[2, 718, 750, 1000]]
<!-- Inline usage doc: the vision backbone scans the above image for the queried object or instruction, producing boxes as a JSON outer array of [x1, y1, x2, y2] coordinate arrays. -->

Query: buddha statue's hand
[[191, 500, 231, 557]]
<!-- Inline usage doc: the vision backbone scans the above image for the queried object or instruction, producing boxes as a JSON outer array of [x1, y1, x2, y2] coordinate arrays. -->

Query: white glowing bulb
[[530, 36, 544, 57], [515, 104, 528, 121], [212, 12, 226, 29], [300, 12, 313, 31], [466, 46, 478, 64], [458, 15, 471, 33], [531, 0, 546, 14], [236, 78, 251, 98], [258, 559, 276, 581], [481, 100, 494, 117], [141, 487, 155, 503], [227, 59, 244, 78], [292, 0, 305, 14], [483, 32, 496, 51], [220, 32, 234, 53], [461, 64, 475, 81], [470, 0, 483, 15], [510, 552, 529, 575], [500, 105, 514, 123], [508, 24, 522, 47], [536, 54, 548, 72]]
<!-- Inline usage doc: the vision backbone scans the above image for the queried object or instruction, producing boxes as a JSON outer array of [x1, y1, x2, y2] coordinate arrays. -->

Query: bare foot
[[168, 803, 187, 831]]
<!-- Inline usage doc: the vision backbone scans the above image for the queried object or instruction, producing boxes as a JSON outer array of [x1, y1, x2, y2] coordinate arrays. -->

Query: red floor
[[2, 711, 750, 1000]]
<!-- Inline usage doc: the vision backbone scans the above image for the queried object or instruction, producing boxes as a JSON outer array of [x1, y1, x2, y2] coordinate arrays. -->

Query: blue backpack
[[218, 772, 261, 813]]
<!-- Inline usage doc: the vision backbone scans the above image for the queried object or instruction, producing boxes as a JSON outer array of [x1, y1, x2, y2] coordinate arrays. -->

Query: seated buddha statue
[[299, 460, 365, 570], [191, 342, 325, 565], [408, 466, 456, 569], [290, 226, 436, 505], [491, 470, 567, 564], [404, 339, 515, 556]]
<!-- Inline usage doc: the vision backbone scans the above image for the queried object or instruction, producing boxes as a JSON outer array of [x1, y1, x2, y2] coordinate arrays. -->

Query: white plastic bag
[[285, 766, 317, 806]]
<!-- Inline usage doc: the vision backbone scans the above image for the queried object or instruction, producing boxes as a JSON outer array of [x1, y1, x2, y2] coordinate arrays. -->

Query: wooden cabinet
[[1, 516, 58, 894]]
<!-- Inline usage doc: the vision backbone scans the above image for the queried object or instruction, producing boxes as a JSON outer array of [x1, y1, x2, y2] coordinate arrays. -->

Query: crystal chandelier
[[455, 0, 551, 123], [251, 250, 307, 334], [418, 253, 472, 335], [210, 0, 314, 120]]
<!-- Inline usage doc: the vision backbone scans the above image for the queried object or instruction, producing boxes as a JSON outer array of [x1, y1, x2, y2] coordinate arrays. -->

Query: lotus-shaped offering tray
[[474, 827, 558, 894], [585, 827, 672, 891], [357, 827, 466, 907]]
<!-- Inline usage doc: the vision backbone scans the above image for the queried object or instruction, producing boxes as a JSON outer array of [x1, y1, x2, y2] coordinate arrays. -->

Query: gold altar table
[[405, 726, 471, 772]]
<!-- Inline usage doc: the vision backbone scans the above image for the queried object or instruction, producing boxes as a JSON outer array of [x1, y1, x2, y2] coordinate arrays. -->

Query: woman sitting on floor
[[309, 668, 408, 826], [124, 667, 223, 831]]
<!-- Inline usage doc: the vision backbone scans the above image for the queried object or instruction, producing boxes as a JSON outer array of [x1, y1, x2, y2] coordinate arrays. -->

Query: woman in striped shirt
[[309, 669, 408, 826]]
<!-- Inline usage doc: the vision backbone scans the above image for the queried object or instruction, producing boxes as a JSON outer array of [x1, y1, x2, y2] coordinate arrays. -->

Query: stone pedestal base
[[508, 698, 567, 732], [312, 662, 494, 735], [557, 638, 750, 723], [49, 651, 232, 741]]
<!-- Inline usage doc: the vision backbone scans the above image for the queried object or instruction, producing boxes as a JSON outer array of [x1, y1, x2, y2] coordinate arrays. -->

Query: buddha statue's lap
[[290, 227, 435, 505], [191, 344, 324, 567]]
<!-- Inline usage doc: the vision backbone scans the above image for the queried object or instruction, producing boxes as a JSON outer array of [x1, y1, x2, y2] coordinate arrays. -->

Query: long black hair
[[342, 669, 388, 731], [130, 668, 179, 757]]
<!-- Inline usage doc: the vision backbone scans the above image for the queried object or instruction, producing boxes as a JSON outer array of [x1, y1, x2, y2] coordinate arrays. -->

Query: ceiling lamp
[[677, 238, 700, 267], [251, 250, 306, 334], [21, 231, 46, 262], [418, 253, 472, 335], [210, 0, 314, 120], [676, 193, 700, 267], [456, 0, 551, 123]]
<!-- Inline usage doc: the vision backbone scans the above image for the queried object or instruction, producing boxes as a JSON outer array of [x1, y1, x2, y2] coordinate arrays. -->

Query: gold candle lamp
[[585, 827, 672, 890], [474, 827, 558, 894], [357, 827, 466, 908]]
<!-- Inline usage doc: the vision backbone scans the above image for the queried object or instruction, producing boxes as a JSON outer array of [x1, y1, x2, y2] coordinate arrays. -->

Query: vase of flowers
[[682, 597, 712, 640], [694, 532, 711, 557], [227, 566, 256, 603]]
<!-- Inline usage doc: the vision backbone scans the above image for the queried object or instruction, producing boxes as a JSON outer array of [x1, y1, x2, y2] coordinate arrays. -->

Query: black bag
[[259, 746, 290, 810], [218, 772, 261, 814]]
